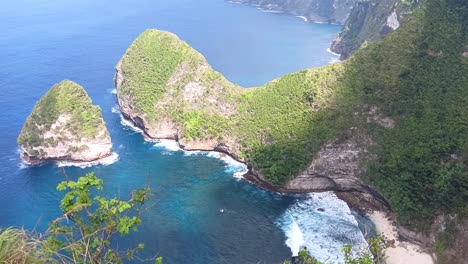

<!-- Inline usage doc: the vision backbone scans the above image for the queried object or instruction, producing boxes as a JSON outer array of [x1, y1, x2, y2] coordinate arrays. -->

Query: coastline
[[20, 151, 119, 168], [368, 211, 434, 264], [117, 110, 435, 262], [226, 0, 345, 26]]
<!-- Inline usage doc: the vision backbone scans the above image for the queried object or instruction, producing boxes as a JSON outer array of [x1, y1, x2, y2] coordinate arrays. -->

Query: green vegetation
[[0, 173, 157, 264], [283, 236, 387, 264], [358, 0, 468, 227], [18, 80, 108, 155], [331, 0, 426, 59], [118, 1, 467, 259], [117, 30, 206, 119]]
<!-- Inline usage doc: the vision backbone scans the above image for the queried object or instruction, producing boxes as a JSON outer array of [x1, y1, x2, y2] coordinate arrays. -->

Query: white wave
[[56, 152, 120, 168], [276, 192, 368, 263], [329, 57, 341, 64], [107, 88, 117, 94], [111, 105, 144, 133], [111, 105, 120, 114], [183, 150, 248, 179], [257, 8, 283, 13], [327, 48, 341, 57], [207, 152, 248, 179], [152, 139, 181, 152], [296, 15, 308, 22]]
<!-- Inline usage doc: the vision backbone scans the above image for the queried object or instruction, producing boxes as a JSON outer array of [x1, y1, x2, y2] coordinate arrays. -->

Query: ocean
[[0, 0, 369, 263]]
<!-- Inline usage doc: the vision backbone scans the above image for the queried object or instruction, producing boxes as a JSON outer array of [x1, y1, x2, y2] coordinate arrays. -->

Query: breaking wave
[[57, 152, 120, 168], [276, 192, 368, 263]]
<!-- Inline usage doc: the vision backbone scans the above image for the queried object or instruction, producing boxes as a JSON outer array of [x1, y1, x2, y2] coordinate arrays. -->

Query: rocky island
[[116, 0, 468, 262], [18, 80, 113, 164]]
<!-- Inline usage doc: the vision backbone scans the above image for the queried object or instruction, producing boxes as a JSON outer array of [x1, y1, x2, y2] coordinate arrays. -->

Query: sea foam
[[152, 139, 182, 152], [107, 88, 117, 94], [111, 105, 144, 133], [276, 192, 368, 263], [56, 152, 120, 168]]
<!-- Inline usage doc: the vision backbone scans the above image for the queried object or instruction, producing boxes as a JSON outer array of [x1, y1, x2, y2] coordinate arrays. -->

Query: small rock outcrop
[[18, 80, 112, 164]]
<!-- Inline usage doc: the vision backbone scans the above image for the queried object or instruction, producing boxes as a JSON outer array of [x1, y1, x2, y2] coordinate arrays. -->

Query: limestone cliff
[[117, 0, 468, 261], [18, 80, 112, 163], [229, 0, 357, 24], [330, 0, 426, 59], [115, 29, 243, 153]]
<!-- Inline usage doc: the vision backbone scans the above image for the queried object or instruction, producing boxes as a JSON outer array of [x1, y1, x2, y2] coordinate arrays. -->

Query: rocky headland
[[18, 80, 113, 164], [115, 0, 468, 261]]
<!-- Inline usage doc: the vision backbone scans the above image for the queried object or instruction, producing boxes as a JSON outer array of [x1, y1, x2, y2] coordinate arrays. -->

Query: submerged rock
[[18, 80, 112, 164]]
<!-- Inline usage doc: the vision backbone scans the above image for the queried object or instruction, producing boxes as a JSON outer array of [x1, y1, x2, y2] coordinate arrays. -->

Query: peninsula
[[115, 0, 468, 262]]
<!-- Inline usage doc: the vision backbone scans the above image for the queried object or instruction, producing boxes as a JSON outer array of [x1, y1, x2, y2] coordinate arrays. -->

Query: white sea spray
[[277, 192, 368, 263]]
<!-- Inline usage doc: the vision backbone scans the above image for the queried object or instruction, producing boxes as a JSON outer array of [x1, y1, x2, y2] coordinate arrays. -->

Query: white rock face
[[386, 10, 400, 30], [21, 113, 112, 163]]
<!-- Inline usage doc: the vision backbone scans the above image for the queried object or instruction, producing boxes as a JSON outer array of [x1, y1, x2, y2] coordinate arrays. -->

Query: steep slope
[[229, 0, 357, 24], [18, 80, 112, 163], [330, 0, 426, 59], [117, 0, 467, 261]]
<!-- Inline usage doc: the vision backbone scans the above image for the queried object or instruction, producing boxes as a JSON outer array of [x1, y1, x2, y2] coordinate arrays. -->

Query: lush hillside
[[330, 0, 427, 59], [18, 80, 112, 162], [117, 0, 467, 261]]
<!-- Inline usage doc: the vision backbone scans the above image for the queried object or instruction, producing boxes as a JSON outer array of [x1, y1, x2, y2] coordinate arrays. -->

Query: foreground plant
[[284, 235, 387, 264], [45, 172, 152, 263], [0, 172, 161, 264]]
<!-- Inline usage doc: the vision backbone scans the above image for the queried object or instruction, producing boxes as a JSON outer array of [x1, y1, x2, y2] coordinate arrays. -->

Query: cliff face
[[330, 0, 426, 59], [229, 0, 357, 24], [115, 29, 243, 153], [18, 80, 112, 163], [232, 0, 426, 59], [117, 0, 468, 261]]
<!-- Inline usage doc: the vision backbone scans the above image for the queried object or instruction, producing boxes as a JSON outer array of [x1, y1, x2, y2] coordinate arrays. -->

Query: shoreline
[[368, 211, 434, 264], [20, 151, 119, 168], [117, 110, 435, 261], [226, 0, 345, 26]]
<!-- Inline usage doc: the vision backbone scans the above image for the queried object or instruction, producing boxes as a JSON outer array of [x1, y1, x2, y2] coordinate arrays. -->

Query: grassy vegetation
[[118, 0, 467, 242], [0, 228, 52, 263], [355, 0, 468, 227], [117, 30, 206, 119], [0, 173, 155, 264], [18, 80, 108, 155]]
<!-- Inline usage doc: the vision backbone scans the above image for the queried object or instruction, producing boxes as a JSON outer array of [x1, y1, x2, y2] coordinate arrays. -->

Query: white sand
[[368, 211, 434, 264]]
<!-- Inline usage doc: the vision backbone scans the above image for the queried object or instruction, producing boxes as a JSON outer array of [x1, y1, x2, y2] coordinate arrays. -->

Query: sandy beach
[[369, 211, 434, 264]]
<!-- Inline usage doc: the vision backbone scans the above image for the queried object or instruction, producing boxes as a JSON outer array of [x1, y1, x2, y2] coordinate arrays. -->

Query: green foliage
[[17, 80, 108, 155], [0, 228, 52, 264], [117, 30, 205, 119], [283, 236, 387, 264], [359, 0, 468, 227], [0, 173, 157, 264], [118, 0, 468, 232], [47, 172, 151, 263], [177, 111, 231, 140]]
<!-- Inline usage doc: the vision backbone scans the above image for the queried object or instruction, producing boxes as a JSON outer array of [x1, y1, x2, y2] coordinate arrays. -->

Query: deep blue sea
[[0, 0, 371, 263]]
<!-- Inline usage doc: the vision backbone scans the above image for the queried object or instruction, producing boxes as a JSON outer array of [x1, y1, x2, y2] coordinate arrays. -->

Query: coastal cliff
[[116, 0, 468, 261], [229, 0, 357, 24], [230, 0, 426, 60], [18, 80, 112, 164], [330, 0, 426, 59]]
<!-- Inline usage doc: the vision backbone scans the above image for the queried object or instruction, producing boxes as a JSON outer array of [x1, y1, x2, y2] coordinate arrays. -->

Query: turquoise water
[[0, 0, 369, 263]]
